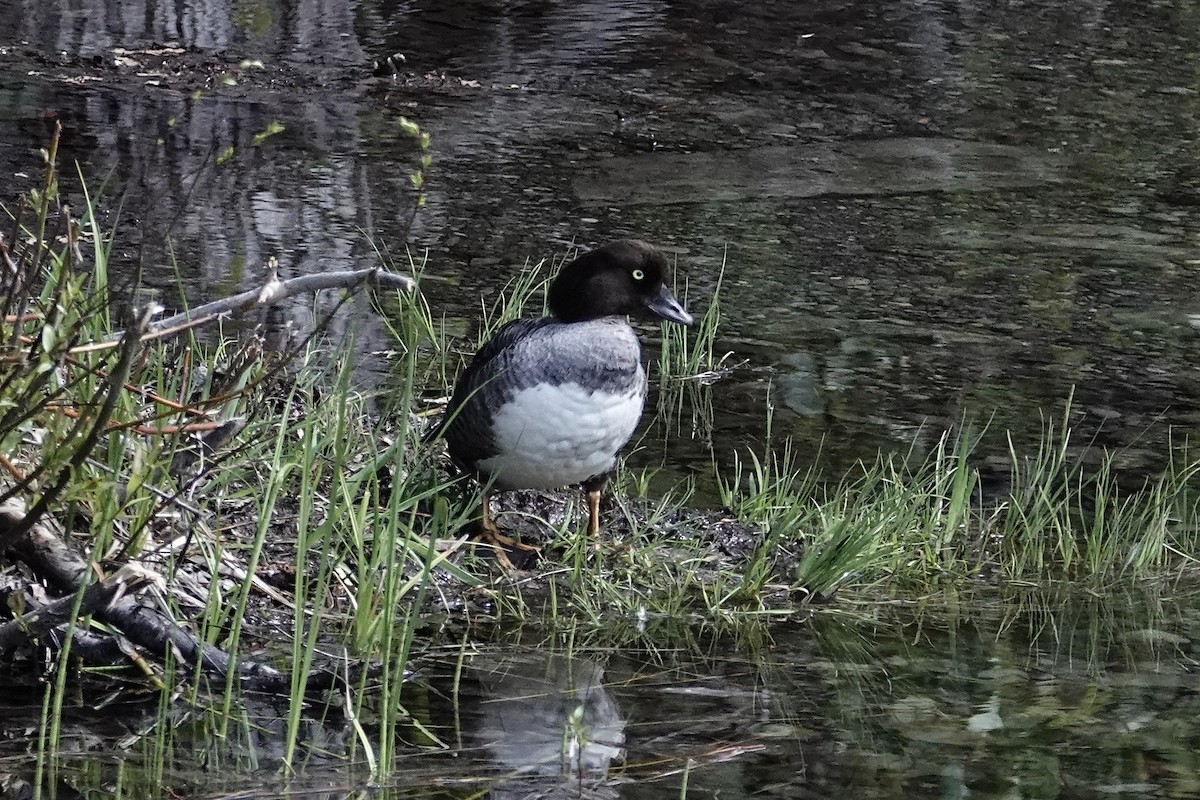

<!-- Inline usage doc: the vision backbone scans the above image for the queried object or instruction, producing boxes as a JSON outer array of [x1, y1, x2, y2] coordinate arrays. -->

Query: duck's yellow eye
[[632, 269, 645, 281]]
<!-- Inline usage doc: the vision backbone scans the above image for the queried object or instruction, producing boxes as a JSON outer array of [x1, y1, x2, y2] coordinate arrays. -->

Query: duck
[[437, 239, 694, 560]]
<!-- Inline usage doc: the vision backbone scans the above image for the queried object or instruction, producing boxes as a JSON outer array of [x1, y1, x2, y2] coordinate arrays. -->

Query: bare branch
[[0, 564, 162, 655], [79, 266, 417, 353]]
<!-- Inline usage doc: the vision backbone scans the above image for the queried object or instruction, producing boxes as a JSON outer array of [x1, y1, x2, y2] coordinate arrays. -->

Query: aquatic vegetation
[[712, 408, 1200, 597]]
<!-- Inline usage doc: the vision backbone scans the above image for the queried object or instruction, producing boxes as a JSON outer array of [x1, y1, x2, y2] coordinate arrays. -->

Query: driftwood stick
[[74, 265, 416, 353], [0, 504, 291, 692], [23, 525, 288, 690], [0, 564, 159, 655]]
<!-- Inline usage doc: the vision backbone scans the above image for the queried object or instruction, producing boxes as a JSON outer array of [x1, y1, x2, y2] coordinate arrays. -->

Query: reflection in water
[[1, 591, 1198, 797], [7, 0, 365, 64], [470, 653, 625, 799]]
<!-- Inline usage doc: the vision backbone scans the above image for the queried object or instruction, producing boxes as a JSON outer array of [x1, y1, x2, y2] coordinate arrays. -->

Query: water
[[6, 591, 1198, 798], [3, 0, 1200, 482], [3, 0, 1200, 796]]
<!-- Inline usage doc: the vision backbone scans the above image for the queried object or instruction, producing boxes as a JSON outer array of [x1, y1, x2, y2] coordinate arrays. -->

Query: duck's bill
[[645, 285, 694, 326]]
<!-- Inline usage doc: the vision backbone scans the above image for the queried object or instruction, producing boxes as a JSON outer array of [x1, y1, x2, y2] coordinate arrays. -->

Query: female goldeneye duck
[[438, 239, 693, 560]]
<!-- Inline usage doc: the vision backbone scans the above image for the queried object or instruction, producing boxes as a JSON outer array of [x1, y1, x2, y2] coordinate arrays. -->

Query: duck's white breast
[[477, 372, 646, 490]]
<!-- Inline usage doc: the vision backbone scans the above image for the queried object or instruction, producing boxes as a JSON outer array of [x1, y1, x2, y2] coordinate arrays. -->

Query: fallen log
[[0, 501, 342, 695], [0, 563, 159, 656]]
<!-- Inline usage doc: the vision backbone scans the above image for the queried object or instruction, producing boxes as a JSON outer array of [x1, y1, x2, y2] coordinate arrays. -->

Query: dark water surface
[[6, 591, 1200, 798], [4, 0, 1200, 796], [4, 0, 1200, 484]]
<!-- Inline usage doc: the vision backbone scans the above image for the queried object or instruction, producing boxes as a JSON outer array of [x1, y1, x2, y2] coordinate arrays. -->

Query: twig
[[46, 403, 226, 436], [75, 265, 416, 353], [0, 564, 161, 655]]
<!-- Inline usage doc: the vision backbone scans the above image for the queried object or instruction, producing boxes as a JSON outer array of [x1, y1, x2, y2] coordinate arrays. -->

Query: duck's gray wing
[[435, 317, 558, 472]]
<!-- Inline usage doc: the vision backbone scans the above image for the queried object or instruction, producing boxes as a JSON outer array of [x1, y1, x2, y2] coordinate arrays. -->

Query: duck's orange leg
[[582, 475, 609, 548], [586, 486, 602, 539]]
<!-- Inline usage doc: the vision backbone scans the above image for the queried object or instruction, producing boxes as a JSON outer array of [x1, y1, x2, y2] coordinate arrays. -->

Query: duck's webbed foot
[[472, 493, 539, 570]]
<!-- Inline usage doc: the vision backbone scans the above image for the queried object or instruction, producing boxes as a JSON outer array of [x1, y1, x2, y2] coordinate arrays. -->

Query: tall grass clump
[[653, 249, 732, 448], [715, 416, 913, 603], [0, 129, 208, 796], [715, 405, 1200, 596], [0, 128, 492, 787], [992, 412, 1200, 582], [0, 130, 173, 570], [473, 253, 552, 343], [657, 249, 726, 385]]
